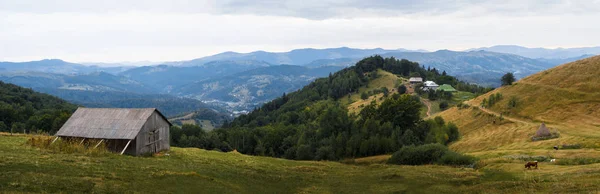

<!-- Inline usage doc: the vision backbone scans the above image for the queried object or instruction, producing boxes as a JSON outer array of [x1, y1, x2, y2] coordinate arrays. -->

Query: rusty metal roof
[[56, 108, 171, 139]]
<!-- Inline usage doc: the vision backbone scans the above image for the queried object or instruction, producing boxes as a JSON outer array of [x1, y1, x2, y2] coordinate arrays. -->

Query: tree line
[[0, 81, 76, 134]]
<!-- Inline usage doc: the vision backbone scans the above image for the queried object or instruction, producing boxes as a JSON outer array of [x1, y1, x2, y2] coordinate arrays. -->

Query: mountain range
[[1, 46, 597, 122], [466, 45, 600, 59]]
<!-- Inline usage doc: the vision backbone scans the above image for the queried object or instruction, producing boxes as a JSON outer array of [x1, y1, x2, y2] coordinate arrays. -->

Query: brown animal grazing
[[525, 161, 538, 169]]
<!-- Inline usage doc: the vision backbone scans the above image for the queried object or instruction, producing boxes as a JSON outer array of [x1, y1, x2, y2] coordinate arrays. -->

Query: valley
[[1, 52, 600, 193], [1, 46, 593, 125]]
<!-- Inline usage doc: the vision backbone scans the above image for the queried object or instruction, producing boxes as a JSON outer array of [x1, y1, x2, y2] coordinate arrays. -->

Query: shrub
[[388, 143, 476, 166], [388, 144, 448, 165], [561, 144, 582, 149], [507, 96, 518, 108], [556, 158, 600, 165], [360, 92, 369, 100], [439, 101, 449, 110], [26, 136, 109, 156], [398, 85, 407, 94], [438, 151, 476, 166]]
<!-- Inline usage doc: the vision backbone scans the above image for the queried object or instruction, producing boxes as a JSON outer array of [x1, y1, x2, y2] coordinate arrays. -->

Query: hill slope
[[0, 81, 76, 134], [439, 55, 600, 154], [4, 134, 600, 193]]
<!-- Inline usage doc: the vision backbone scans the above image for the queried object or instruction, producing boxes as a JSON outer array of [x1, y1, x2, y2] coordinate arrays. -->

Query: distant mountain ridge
[[168, 47, 427, 67], [466, 45, 600, 59], [382, 50, 556, 86], [0, 59, 133, 74]]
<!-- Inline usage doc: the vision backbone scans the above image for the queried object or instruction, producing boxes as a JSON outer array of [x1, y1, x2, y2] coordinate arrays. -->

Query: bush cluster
[[387, 144, 476, 166]]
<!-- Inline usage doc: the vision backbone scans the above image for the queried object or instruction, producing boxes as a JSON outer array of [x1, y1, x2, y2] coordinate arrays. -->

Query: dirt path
[[465, 99, 532, 125], [169, 112, 195, 121], [421, 98, 432, 117]]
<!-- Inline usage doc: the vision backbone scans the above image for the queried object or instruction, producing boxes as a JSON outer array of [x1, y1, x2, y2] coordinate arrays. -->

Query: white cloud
[[0, 0, 599, 63]]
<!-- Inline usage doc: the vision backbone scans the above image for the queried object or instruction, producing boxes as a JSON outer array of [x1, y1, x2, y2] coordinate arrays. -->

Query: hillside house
[[437, 84, 457, 92], [55, 108, 172, 156], [409, 77, 423, 84], [422, 81, 439, 91]]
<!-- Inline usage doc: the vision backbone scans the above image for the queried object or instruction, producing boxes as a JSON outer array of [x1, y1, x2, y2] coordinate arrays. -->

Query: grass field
[[3, 133, 600, 193], [342, 69, 402, 114], [200, 120, 215, 131]]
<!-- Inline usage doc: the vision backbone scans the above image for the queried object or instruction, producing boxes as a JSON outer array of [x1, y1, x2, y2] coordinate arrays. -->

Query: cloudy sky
[[1, 0, 599, 63]]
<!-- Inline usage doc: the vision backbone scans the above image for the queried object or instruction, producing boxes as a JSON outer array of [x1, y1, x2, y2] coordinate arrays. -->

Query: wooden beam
[[121, 140, 132, 155], [50, 136, 59, 145], [94, 139, 104, 148], [145, 138, 162, 146], [79, 138, 86, 145]]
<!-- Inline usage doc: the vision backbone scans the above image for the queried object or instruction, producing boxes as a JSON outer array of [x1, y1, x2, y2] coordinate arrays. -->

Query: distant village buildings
[[437, 84, 457, 92], [409, 77, 423, 84], [422, 81, 439, 91]]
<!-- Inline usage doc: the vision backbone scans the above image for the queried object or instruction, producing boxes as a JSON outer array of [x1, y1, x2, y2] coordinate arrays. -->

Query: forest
[[0, 81, 76, 134], [170, 56, 485, 161]]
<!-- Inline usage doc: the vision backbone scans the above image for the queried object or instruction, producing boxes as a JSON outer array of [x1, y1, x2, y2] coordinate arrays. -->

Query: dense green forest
[[170, 56, 488, 161], [0, 81, 76, 134]]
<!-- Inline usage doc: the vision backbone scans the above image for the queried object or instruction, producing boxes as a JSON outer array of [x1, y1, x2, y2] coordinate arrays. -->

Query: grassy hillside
[[342, 69, 402, 114], [439, 55, 600, 155], [4, 134, 600, 193]]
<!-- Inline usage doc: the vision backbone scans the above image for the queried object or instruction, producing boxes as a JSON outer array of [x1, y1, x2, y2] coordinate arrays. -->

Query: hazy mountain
[[381, 50, 555, 86], [120, 60, 271, 93], [175, 65, 344, 110], [535, 54, 596, 65], [34, 88, 227, 117], [466, 45, 600, 59], [171, 47, 426, 67], [0, 71, 157, 94], [0, 59, 134, 74]]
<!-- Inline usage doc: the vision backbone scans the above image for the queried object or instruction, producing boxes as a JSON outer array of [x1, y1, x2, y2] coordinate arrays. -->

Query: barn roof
[[56, 108, 172, 140], [437, 84, 457, 92], [409, 77, 423, 82]]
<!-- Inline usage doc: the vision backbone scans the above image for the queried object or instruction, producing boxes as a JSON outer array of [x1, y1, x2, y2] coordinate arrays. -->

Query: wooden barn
[[55, 108, 172, 156]]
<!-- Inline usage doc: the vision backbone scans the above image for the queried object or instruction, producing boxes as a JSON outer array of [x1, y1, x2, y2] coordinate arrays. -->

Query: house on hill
[[409, 77, 423, 84], [422, 81, 439, 91], [437, 84, 457, 92], [56, 108, 172, 156]]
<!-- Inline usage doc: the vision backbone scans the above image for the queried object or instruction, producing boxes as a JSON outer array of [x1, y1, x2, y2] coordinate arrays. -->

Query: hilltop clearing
[[439, 55, 600, 156]]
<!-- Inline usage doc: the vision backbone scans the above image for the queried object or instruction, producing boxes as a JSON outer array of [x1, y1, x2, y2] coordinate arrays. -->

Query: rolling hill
[[439, 55, 600, 155], [0, 81, 76, 134]]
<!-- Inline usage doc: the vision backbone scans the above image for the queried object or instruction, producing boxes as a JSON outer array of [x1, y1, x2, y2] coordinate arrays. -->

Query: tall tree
[[501, 73, 516, 86]]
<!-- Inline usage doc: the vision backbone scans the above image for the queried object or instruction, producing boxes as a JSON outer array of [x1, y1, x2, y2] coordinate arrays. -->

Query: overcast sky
[[1, 0, 599, 63]]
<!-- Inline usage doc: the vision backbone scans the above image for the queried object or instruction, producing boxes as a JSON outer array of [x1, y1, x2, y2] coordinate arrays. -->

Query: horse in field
[[525, 161, 538, 169]]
